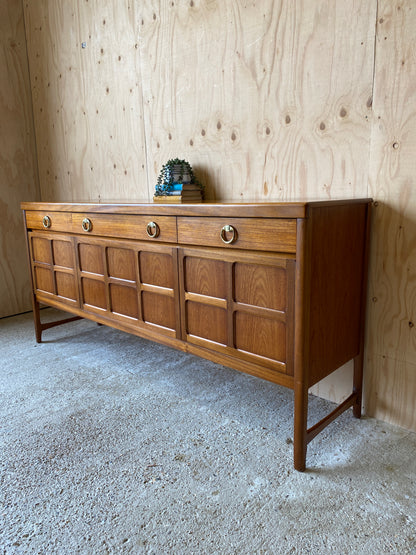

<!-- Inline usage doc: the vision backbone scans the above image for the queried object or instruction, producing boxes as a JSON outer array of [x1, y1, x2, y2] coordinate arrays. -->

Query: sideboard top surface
[[21, 199, 372, 219]]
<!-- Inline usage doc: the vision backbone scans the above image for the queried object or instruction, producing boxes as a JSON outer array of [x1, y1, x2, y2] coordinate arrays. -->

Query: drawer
[[25, 211, 72, 232], [177, 217, 297, 253], [72, 213, 177, 242]]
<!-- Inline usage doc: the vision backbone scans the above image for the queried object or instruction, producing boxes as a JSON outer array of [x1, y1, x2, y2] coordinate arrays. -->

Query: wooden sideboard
[[21, 200, 372, 471]]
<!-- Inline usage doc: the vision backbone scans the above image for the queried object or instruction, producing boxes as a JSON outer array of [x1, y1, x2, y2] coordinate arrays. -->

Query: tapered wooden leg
[[32, 299, 43, 343], [353, 202, 371, 419], [293, 379, 308, 471], [353, 353, 363, 418]]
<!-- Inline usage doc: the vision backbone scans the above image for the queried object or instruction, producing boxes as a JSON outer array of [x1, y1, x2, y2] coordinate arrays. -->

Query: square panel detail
[[234, 263, 287, 311], [186, 301, 227, 345], [78, 243, 104, 274], [55, 272, 77, 300], [140, 252, 174, 288], [110, 284, 139, 319], [235, 312, 286, 363], [107, 247, 136, 281], [52, 240, 74, 268], [142, 291, 175, 330], [32, 237, 51, 264], [82, 277, 106, 309], [184, 257, 227, 298], [35, 266, 54, 293]]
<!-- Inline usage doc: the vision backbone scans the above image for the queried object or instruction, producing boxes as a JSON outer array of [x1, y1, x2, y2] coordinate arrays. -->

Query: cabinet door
[[179, 247, 295, 375], [76, 237, 180, 337], [29, 231, 79, 307]]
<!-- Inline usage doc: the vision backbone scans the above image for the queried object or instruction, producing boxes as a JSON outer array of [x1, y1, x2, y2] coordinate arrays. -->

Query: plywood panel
[[23, 0, 148, 202], [365, 0, 416, 429], [0, 0, 40, 318], [138, 0, 376, 201], [309, 362, 354, 406], [366, 353, 416, 431]]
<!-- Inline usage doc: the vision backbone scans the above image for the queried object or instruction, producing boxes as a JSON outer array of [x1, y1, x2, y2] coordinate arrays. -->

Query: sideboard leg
[[293, 380, 308, 471], [353, 354, 363, 418], [32, 299, 43, 343], [353, 201, 371, 419]]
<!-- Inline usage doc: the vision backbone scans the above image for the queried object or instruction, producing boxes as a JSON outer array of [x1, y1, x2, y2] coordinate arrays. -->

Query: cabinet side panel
[[308, 203, 368, 386]]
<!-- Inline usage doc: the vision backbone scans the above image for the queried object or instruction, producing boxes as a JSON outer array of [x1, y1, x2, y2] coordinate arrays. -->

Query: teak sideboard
[[21, 200, 372, 471]]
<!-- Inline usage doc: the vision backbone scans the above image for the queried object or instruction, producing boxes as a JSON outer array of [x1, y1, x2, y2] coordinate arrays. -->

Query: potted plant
[[154, 158, 203, 197]]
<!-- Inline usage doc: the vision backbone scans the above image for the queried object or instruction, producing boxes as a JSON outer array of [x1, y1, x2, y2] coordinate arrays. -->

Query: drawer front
[[25, 211, 72, 232], [72, 213, 177, 242], [177, 217, 296, 253]]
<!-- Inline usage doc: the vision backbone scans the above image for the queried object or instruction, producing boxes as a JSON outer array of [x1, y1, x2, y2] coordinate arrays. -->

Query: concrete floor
[[1, 308, 415, 554]]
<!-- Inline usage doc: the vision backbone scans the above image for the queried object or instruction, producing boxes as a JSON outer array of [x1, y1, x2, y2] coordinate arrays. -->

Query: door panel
[[29, 232, 79, 307], [179, 247, 294, 375], [76, 237, 180, 337]]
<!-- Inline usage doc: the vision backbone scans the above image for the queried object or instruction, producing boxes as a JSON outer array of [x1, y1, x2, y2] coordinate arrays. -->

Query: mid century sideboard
[[21, 199, 372, 471]]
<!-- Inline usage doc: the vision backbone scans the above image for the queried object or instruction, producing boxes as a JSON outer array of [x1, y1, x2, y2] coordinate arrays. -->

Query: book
[[153, 191, 202, 203]]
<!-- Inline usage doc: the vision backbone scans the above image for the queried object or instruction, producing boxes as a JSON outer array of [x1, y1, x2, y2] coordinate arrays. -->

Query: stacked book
[[153, 183, 203, 203]]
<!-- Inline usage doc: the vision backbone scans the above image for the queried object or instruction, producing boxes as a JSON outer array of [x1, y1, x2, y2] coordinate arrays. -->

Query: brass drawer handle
[[220, 224, 237, 244], [42, 215, 51, 229], [146, 221, 160, 238], [82, 218, 92, 232]]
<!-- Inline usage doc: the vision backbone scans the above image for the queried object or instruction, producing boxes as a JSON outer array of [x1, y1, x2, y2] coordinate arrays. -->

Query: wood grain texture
[[23, 0, 148, 202], [138, 0, 376, 201], [0, 0, 40, 317], [177, 216, 296, 252], [307, 203, 367, 386], [365, 0, 416, 429]]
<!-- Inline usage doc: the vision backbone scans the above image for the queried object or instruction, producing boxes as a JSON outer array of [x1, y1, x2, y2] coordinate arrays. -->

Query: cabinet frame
[[22, 200, 372, 471]]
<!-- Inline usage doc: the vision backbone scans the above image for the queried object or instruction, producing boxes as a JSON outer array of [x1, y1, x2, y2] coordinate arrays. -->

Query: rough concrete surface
[[1, 308, 415, 554]]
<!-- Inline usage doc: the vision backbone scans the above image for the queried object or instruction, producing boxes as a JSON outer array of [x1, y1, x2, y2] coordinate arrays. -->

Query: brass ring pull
[[220, 224, 237, 244], [42, 215, 51, 229], [82, 217, 92, 232], [146, 221, 160, 238]]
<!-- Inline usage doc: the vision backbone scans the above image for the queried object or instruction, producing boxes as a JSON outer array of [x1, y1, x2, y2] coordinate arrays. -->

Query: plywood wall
[[0, 0, 40, 318], [365, 0, 416, 430], [18, 0, 416, 431], [23, 0, 148, 202], [139, 0, 376, 202], [24, 0, 376, 203]]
